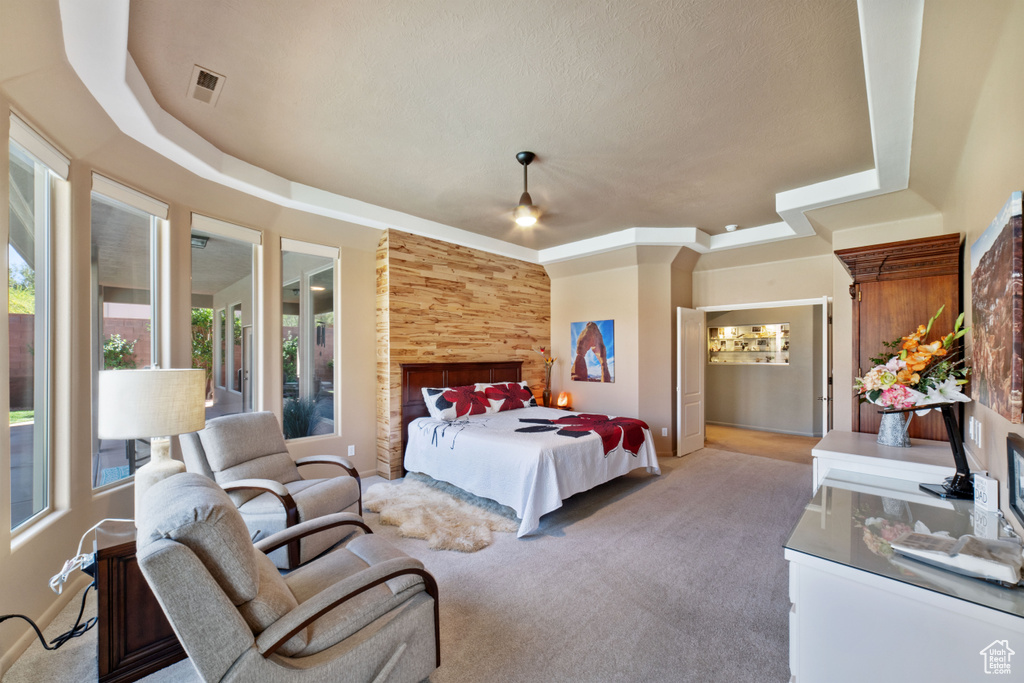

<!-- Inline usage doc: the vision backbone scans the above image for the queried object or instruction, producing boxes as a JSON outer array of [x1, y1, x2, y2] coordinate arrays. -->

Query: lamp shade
[[97, 369, 206, 439]]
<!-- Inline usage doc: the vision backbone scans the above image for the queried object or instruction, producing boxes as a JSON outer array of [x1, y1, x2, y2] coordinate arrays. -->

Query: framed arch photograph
[[570, 320, 615, 383]]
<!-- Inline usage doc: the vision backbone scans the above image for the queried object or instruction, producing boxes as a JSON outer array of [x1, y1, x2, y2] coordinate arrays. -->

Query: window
[[191, 214, 260, 419], [281, 239, 336, 440], [91, 175, 167, 488], [217, 308, 226, 388], [8, 132, 60, 529]]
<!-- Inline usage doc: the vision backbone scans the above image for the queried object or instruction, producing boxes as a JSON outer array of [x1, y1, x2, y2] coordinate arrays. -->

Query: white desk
[[812, 430, 958, 491], [786, 472, 1024, 682]]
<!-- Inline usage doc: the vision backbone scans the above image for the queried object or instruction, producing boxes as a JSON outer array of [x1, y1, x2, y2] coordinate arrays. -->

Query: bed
[[400, 361, 661, 537]]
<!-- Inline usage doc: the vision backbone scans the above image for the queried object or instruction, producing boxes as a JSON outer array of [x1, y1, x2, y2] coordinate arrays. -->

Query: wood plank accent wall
[[375, 230, 551, 478]]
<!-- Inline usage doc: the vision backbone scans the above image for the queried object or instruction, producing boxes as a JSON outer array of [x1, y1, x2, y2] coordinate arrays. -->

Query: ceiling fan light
[[514, 192, 539, 226], [512, 151, 541, 227], [514, 212, 538, 227]]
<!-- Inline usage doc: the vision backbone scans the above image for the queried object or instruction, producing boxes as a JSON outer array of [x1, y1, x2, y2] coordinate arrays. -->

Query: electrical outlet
[[347, 445, 355, 456], [661, 428, 668, 437]]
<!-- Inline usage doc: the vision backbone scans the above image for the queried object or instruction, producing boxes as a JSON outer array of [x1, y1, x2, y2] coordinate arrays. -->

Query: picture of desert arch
[[570, 320, 615, 383]]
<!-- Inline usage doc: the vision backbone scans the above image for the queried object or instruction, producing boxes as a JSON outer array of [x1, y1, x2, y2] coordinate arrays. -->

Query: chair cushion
[[239, 476, 362, 567], [285, 535, 425, 655], [138, 473, 259, 606], [199, 412, 300, 482], [237, 552, 307, 656], [179, 431, 215, 479]]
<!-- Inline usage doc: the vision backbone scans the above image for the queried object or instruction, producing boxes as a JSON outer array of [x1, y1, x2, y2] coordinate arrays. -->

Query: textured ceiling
[[126, 0, 872, 250]]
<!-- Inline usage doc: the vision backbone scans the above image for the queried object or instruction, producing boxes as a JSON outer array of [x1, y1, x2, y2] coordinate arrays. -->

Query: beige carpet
[[5, 447, 810, 683]]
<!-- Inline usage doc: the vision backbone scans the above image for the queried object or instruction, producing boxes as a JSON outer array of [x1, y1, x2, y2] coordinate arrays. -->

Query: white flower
[[922, 377, 970, 405], [883, 357, 906, 373]]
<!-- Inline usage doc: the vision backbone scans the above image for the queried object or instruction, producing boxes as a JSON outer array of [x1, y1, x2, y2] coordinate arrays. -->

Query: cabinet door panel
[[855, 276, 959, 441]]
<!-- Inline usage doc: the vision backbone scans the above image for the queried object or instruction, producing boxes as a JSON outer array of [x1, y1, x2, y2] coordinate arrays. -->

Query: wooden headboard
[[400, 360, 524, 459]]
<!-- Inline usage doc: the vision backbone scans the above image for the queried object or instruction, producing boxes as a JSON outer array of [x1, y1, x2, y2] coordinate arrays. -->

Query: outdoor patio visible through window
[[191, 225, 256, 420]]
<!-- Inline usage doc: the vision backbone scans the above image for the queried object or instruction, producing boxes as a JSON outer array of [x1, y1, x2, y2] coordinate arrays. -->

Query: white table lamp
[[97, 369, 206, 522]]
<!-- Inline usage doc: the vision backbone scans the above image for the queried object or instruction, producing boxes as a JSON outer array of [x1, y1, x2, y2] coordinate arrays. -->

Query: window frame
[[8, 114, 68, 533], [89, 174, 168, 491], [280, 238, 339, 441], [191, 214, 262, 416]]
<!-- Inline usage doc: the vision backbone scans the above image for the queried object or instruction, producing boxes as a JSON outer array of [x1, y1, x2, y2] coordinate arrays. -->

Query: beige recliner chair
[[180, 411, 361, 569], [137, 473, 439, 682]]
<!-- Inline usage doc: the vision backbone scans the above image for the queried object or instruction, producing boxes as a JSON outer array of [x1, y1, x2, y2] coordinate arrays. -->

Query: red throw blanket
[[516, 413, 650, 456]]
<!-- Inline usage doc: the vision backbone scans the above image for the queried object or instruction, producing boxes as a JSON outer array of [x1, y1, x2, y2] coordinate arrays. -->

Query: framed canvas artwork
[[570, 319, 615, 382], [970, 191, 1023, 423], [1008, 433, 1024, 528]]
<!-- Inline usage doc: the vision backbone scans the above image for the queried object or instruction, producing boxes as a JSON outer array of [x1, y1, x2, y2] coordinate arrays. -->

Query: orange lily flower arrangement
[[854, 306, 969, 410]]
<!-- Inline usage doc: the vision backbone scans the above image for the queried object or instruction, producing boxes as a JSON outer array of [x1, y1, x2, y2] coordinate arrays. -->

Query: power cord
[[0, 582, 96, 651], [1, 518, 133, 651]]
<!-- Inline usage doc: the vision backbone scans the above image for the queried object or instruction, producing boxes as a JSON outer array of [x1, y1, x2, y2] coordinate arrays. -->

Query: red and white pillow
[[421, 381, 537, 420], [421, 385, 489, 420], [480, 381, 537, 412]]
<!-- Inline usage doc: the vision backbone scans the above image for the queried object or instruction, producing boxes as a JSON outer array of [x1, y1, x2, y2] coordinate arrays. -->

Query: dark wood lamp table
[[95, 525, 186, 682]]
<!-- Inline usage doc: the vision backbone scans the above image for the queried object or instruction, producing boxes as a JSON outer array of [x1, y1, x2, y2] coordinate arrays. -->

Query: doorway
[[697, 297, 831, 439]]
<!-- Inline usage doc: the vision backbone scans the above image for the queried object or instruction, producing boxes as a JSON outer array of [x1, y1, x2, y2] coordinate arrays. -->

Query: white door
[[821, 298, 832, 433], [676, 307, 705, 456]]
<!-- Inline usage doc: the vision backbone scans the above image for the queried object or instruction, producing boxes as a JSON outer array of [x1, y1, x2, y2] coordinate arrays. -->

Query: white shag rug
[[364, 473, 520, 552]]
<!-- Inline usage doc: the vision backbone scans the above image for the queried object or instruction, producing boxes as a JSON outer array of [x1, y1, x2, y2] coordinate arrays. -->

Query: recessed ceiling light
[[190, 234, 209, 248], [725, 224, 738, 232]]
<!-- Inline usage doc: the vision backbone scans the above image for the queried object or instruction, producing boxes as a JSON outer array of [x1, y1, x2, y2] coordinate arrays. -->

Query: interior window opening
[[192, 220, 259, 420], [281, 251, 335, 440]]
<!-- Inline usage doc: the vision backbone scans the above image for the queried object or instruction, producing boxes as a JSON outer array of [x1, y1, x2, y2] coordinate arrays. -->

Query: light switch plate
[[347, 445, 355, 456]]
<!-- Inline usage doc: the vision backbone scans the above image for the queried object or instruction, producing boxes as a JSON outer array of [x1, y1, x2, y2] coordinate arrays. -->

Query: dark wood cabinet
[[97, 539, 186, 682], [836, 234, 962, 441]]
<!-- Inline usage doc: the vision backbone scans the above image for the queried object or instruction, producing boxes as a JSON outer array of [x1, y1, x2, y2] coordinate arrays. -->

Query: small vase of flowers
[[534, 346, 556, 407], [853, 306, 970, 446]]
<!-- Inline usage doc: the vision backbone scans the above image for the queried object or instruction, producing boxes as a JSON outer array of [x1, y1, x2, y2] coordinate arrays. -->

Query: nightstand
[[95, 526, 186, 682]]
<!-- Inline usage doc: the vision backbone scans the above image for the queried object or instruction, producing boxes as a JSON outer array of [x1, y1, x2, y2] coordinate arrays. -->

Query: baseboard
[[705, 420, 820, 438], [0, 573, 92, 676]]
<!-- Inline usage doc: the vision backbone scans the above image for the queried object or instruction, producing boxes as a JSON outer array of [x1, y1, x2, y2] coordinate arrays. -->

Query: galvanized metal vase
[[877, 411, 912, 448]]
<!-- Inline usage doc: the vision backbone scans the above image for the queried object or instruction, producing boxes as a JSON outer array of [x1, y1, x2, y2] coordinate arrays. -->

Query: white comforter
[[403, 406, 660, 537]]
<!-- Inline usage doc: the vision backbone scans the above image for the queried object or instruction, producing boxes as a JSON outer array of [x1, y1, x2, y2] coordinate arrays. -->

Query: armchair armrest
[[257, 556, 440, 668], [255, 512, 371, 556], [222, 477, 291, 499], [296, 454, 359, 479], [222, 478, 300, 567], [295, 455, 362, 515]]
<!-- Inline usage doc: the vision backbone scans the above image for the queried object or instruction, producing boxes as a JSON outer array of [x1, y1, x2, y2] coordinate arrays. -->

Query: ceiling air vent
[[187, 65, 225, 106]]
